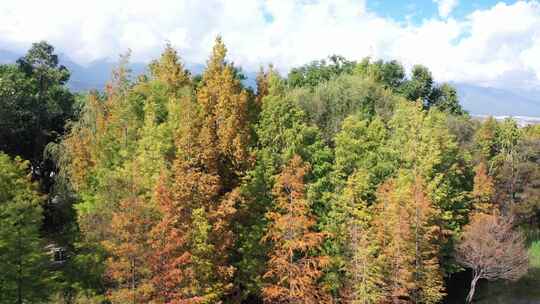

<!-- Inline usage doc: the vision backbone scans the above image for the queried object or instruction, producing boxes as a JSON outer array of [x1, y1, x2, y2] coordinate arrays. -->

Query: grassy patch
[[529, 240, 540, 269]]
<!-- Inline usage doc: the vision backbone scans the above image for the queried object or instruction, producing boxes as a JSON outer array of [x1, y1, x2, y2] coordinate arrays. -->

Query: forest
[[0, 39, 539, 304]]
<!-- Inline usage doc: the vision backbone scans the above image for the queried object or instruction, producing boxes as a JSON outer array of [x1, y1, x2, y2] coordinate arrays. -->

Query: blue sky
[[368, 0, 510, 23], [0, 0, 539, 91]]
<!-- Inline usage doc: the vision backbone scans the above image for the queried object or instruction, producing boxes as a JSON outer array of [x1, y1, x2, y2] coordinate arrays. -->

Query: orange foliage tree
[[146, 36, 253, 301], [471, 162, 495, 214], [148, 174, 205, 303], [373, 174, 444, 304], [262, 155, 330, 303], [103, 182, 156, 303]]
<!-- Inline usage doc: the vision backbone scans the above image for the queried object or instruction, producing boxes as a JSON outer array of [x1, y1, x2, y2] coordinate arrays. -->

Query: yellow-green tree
[[149, 43, 191, 91], [197, 36, 251, 178], [339, 170, 384, 304], [389, 101, 470, 273]]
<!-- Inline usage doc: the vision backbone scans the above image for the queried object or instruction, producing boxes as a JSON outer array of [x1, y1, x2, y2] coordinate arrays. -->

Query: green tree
[[291, 74, 398, 142], [430, 83, 464, 115], [333, 115, 393, 200], [0, 153, 53, 304], [493, 118, 523, 209], [339, 170, 384, 304], [389, 101, 471, 238], [287, 55, 355, 88], [0, 41, 74, 175], [401, 65, 434, 104], [474, 117, 499, 162], [399, 65, 464, 115], [355, 57, 406, 89]]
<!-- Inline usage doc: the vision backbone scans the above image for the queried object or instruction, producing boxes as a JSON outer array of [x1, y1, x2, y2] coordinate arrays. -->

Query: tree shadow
[[474, 267, 540, 304], [444, 267, 540, 304]]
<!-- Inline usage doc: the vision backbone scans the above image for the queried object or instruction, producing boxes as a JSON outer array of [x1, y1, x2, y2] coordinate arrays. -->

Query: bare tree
[[455, 212, 528, 303]]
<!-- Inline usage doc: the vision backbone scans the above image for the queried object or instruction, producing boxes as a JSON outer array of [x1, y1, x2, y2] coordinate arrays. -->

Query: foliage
[[262, 155, 330, 303], [372, 174, 445, 304], [355, 57, 406, 89], [2, 40, 538, 304], [529, 240, 540, 269], [0, 153, 54, 303], [0, 41, 75, 173], [287, 55, 356, 88]]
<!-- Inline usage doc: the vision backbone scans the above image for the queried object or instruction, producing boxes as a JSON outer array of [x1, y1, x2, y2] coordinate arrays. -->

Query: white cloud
[[0, 0, 539, 90], [433, 0, 459, 18]]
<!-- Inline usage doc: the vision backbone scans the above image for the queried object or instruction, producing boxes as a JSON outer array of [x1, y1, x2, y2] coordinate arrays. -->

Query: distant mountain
[[454, 83, 540, 117], [59, 55, 148, 92], [0, 49, 19, 64], [62, 57, 210, 92], [0, 50, 150, 91], [471, 114, 540, 127]]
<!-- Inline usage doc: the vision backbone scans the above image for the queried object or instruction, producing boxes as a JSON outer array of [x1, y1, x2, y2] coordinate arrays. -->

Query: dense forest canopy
[[0, 39, 539, 304]]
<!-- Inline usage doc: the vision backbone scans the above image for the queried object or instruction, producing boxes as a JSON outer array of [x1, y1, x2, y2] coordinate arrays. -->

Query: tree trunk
[[17, 224, 22, 304], [466, 273, 480, 304]]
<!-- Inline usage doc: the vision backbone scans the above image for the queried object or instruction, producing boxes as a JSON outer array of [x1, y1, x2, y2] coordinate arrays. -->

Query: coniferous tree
[[149, 43, 191, 91], [409, 176, 444, 304], [172, 36, 253, 299], [45, 39, 540, 304], [102, 171, 156, 304], [0, 153, 53, 304], [373, 174, 444, 304], [262, 155, 330, 304], [474, 117, 498, 164], [390, 101, 471, 272], [471, 162, 495, 214], [339, 170, 384, 304], [197, 36, 251, 177], [373, 178, 415, 301], [150, 154, 224, 301], [148, 174, 202, 303]]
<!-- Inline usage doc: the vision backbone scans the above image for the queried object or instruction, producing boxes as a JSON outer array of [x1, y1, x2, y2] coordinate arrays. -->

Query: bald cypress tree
[[0, 153, 52, 304], [149, 43, 191, 92], [373, 174, 444, 304], [262, 155, 330, 304], [197, 36, 251, 174], [102, 170, 156, 304], [147, 36, 253, 301], [339, 170, 384, 304], [148, 174, 204, 303], [194, 36, 253, 298], [471, 162, 495, 214]]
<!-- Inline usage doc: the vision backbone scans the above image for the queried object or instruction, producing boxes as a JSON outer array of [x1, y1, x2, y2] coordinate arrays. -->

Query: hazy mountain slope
[[455, 83, 540, 117], [59, 55, 148, 91], [0, 49, 19, 64]]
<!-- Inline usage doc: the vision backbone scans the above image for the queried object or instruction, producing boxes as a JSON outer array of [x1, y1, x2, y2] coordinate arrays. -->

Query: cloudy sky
[[1, 0, 539, 90]]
